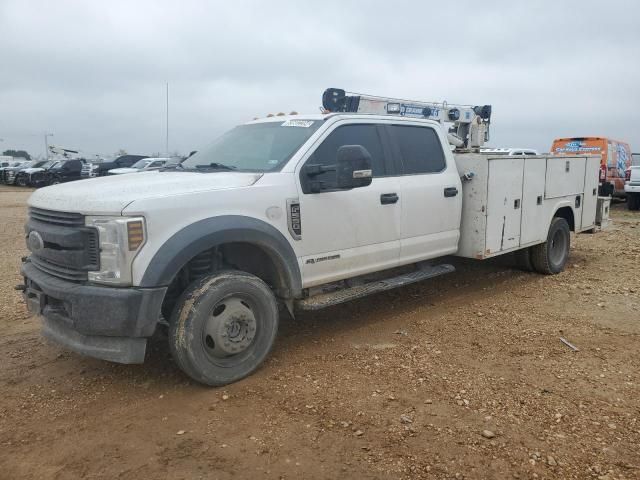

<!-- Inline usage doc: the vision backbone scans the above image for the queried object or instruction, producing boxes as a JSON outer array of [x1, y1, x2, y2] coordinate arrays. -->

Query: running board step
[[296, 263, 455, 311]]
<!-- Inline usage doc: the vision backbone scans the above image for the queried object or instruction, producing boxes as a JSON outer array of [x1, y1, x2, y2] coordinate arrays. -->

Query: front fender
[[139, 215, 301, 297]]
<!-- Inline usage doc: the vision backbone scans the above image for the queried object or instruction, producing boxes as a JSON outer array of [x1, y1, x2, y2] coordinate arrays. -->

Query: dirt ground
[[0, 185, 638, 480]]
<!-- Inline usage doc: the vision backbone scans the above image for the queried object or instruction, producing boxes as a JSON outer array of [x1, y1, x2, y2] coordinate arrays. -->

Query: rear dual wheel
[[530, 217, 571, 274], [628, 193, 640, 211], [514, 247, 534, 272], [169, 270, 279, 386]]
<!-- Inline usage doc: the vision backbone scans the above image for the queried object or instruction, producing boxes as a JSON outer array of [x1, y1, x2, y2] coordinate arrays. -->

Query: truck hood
[[108, 167, 139, 175], [21, 167, 45, 174], [28, 170, 264, 215]]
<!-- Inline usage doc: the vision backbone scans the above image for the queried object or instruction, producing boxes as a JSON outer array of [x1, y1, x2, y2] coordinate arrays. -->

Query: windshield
[[182, 120, 322, 172], [132, 159, 152, 169]]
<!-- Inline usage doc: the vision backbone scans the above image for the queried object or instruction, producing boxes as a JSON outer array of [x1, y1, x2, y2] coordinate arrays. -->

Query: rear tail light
[[599, 165, 606, 181], [625, 169, 631, 182]]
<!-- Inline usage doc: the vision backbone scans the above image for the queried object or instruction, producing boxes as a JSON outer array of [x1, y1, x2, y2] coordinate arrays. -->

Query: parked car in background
[[551, 137, 632, 197], [161, 156, 186, 169], [625, 166, 640, 210], [480, 147, 540, 156], [0, 156, 15, 167], [107, 157, 169, 175], [15, 160, 59, 187], [1, 160, 45, 184], [82, 154, 150, 178], [45, 159, 86, 185], [0, 160, 29, 183]]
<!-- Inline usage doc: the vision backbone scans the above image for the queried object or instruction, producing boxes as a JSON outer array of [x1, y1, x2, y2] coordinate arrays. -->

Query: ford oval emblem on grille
[[28, 231, 44, 251]]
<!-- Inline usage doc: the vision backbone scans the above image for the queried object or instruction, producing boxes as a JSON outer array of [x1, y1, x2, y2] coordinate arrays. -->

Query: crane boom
[[321, 88, 492, 150]]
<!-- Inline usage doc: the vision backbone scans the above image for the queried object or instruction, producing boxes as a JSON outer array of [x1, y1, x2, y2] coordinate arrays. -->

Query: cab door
[[295, 122, 401, 288], [387, 123, 462, 264]]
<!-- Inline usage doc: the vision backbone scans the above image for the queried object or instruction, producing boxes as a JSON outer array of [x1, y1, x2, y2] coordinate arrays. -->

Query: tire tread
[[168, 270, 278, 386], [531, 217, 570, 275]]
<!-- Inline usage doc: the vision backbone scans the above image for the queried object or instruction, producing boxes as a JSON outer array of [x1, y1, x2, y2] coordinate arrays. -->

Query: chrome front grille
[[81, 163, 97, 177]]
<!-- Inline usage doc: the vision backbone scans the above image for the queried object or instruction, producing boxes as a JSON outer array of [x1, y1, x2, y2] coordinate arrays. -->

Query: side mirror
[[336, 145, 373, 189]]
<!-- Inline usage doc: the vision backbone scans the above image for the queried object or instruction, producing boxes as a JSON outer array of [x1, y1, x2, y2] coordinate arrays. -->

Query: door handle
[[380, 193, 399, 205], [444, 187, 459, 197]]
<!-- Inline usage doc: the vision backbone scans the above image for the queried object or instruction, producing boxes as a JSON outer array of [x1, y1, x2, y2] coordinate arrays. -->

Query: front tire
[[531, 217, 571, 274], [169, 270, 279, 386]]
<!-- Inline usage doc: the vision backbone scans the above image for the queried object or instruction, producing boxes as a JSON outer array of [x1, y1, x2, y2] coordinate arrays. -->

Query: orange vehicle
[[550, 137, 632, 197]]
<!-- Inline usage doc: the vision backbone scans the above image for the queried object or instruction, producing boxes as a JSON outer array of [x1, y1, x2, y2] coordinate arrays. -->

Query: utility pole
[[44, 133, 54, 160], [166, 82, 169, 157]]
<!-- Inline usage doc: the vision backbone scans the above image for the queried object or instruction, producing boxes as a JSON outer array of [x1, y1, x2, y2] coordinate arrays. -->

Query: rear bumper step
[[296, 263, 455, 311]]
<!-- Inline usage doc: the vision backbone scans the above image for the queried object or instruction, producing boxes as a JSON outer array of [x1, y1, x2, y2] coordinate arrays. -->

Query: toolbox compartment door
[[486, 158, 524, 253], [581, 156, 600, 229], [545, 156, 586, 199], [520, 157, 547, 245]]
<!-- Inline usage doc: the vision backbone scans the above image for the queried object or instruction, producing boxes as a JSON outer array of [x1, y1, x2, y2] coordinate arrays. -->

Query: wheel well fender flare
[[139, 215, 301, 297], [550, 202, 576, 232]]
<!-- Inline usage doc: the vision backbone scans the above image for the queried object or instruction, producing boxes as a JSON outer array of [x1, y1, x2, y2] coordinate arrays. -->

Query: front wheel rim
[[202, 295, 258, 364]]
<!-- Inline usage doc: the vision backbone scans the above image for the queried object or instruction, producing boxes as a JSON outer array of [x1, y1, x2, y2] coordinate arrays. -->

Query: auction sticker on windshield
[[281, 120, 314, 128]]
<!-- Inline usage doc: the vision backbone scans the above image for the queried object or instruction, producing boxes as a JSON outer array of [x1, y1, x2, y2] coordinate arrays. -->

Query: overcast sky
[[1, 0, 639, 158]]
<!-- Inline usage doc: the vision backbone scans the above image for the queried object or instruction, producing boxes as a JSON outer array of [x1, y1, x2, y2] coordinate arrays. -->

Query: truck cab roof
[[246, 112, 443, 127]]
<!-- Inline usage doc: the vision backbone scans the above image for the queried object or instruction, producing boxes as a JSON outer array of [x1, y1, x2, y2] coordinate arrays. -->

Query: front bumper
[[21, 260, 166, 364]]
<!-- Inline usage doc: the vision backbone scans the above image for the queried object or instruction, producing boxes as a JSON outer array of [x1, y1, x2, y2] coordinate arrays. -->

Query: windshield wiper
[[195, 162, 237, 171]]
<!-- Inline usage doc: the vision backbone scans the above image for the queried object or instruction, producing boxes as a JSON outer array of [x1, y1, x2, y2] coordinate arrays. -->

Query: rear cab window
[[387, 124, 446, 174]]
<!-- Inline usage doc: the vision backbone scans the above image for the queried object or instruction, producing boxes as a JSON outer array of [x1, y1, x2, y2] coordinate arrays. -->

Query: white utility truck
[[20, 88, 602, 386], [625, 166, 640, 210]]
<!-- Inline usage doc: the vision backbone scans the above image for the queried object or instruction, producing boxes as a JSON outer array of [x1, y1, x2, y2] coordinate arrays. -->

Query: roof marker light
[[386, 103, 401, 114]]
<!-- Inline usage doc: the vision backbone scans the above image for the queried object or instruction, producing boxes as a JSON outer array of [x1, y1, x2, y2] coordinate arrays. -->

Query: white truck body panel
[[455, 154, 599, 259]]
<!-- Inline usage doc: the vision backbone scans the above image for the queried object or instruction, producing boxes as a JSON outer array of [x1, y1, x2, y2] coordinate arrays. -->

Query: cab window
[[301, 124, 387, 192], [388, 125, 446, 174]]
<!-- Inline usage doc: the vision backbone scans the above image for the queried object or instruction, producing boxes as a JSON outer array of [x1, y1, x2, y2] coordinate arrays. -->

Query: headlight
[[85, 216, 146, 285]]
